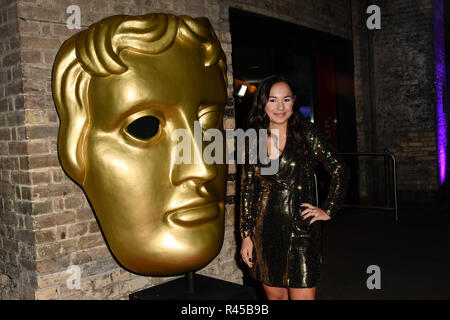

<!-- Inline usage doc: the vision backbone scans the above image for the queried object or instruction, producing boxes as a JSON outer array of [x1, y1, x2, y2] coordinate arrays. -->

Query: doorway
[[229, 7, 359, 206]]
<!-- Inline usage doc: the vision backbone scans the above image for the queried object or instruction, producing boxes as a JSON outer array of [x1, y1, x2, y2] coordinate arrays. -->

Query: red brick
[[27, 154, 60, 169], [22, 65, 52, 81], [47, 111, 59, 124], [0, 128, 11, 140], [60, 239, 78, 253], [21, 36, 61, 51], [26, 125, 58, 140], [71, 250, 93, 265], [18, 19, 40, 35], [76, 208, 93, 221], [36, 243, 61, 259], [36, 259, 58, 273], [17, 4, 64, 23], [6, 111, 25, 126], [32, 214, 55, 229], [43, 50, 58, 65], [56, 226, 67, 240], [88, 221, 99, 233], [8, 141, 27, 155], [0, 142, 9, 155], [20, 259, 37, 271], [3, 239, 19, 252], [31, 171, 51, 184], [23, 94, 46, 109], [11, 171, 31, 184], [21, 50, 42, 64], [28, 141, 49, 154], [16, 230, 34, 243], [54, 211, 76, 226], [53, 198, 65, 211], [3, 52, 20, 67], [23, 79, 46, 95], [52, 169, 69, 183], [35, 230, 56, 244], [32, 200, 53, 215], [67, 222, 88, 238], [64, 197, 84, 210], [78, 234, 105, 250], [52, 24, 78, 38]]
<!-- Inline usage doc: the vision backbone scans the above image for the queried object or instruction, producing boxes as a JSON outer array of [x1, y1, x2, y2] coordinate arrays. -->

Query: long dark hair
[[247, 75, 305, 151]]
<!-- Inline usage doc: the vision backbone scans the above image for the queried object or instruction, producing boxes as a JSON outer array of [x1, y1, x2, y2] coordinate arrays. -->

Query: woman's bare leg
[[262, 283, 289, 300], [288, 287, 316, 300]]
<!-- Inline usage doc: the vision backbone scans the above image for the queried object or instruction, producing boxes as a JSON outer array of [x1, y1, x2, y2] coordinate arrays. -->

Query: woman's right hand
[[240, 237, 254, 268]]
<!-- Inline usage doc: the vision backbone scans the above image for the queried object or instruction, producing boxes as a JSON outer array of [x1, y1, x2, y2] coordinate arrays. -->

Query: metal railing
[[338, 152, 398, 222]]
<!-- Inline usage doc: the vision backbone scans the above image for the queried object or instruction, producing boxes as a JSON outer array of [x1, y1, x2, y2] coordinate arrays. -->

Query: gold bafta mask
[[52, 14, 228, 275]]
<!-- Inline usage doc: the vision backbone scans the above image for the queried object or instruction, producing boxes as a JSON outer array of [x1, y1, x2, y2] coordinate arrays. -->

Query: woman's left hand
[[300, 203, 330, 224]]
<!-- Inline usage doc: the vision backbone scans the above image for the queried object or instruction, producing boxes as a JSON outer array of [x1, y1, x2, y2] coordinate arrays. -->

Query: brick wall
[[351, 0, 440, 204], [370, 0, 438, 202]]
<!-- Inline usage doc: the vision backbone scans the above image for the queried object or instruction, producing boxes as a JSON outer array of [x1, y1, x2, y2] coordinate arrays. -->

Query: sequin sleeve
[[240, 161, 258, 239], [306, 122, 349, 218]]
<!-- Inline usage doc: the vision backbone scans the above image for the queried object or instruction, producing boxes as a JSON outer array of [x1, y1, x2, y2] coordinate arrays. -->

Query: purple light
[[433, 0, 447, 184], [299, 106, 312, 119]]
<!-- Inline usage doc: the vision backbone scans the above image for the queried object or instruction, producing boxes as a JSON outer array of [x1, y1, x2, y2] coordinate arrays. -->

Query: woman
[[239, 75, 349, 300]]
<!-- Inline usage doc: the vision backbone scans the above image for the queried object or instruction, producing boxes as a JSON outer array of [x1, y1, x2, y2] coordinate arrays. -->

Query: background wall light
[[433, 0, 447, 185], [237, 85, 247, 97]]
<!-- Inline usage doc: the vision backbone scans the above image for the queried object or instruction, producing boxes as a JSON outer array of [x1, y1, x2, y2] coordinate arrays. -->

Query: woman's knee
[[262, 284, 289, 300], [288, 287, 316, 300]]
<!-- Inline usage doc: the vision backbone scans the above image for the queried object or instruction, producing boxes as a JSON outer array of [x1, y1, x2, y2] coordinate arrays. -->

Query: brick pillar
[[0, 0, 33, 299], [351, 0, 379, 203], [372, 0, 438, 202], [0, 0, 34, 300], [351, 0, 439, 204]]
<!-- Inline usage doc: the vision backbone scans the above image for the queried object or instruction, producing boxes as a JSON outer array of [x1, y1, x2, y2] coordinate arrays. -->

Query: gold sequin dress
[[240, 120, 349, 288]]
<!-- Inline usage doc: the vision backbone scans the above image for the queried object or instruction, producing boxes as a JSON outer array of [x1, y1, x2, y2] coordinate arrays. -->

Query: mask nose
[[189, 178, 211, 197], [170, 121, 217, 192], [171, 161, 217, 189]]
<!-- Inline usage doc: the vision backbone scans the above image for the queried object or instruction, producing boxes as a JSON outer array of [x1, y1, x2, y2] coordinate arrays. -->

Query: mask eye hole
[[126, 116, 159, 140]]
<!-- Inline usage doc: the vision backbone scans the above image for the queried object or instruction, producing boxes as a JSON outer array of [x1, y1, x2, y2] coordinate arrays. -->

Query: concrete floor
[[316, 203, 450, 300]]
